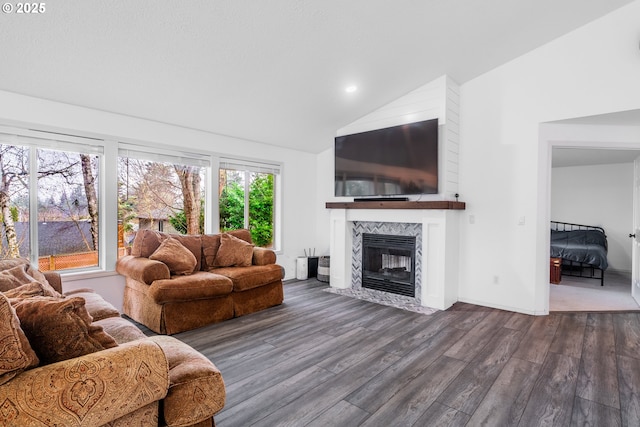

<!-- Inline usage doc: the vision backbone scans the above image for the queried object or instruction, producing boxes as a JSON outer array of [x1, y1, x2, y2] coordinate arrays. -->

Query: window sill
[[59, 269, 120, 283]]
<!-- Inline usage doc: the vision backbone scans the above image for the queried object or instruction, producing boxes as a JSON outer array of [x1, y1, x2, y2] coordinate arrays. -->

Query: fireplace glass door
[[362, 233, 416, 297]]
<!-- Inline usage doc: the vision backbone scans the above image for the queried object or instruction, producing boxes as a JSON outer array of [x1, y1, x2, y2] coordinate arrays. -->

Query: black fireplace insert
[[362, 233, 416, 297]]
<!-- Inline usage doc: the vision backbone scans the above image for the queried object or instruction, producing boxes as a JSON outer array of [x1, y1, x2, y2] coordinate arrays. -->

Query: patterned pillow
[[11, 296, 118, 365], [213, 233, 254, 267], [0, 293, 39, 384], [149, 237, 198, 275]]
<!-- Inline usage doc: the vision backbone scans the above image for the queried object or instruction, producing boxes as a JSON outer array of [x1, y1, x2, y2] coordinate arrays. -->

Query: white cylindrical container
[[296, 257, 308, 280]]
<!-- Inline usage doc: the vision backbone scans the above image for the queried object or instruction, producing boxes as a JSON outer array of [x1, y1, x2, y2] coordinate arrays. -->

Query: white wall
[[0, 90, 321, 309], [458, 0, 640, 314], [335, 75, 461, 201], [551, 162, 633, 272]]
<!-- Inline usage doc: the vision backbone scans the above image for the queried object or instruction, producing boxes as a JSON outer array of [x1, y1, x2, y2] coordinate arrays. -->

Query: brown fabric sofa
[[0, 258, 225, 427], [116, 229, 284, 335]]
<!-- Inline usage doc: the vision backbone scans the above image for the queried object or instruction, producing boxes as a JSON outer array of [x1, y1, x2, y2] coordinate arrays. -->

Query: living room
[[2, 1, 640, 315], [2, 1, 640, 425]]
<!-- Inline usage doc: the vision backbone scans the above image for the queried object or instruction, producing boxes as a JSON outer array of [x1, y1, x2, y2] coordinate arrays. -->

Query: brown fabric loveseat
[[116, 229, 284, 335], [0, 258, 225, 427]]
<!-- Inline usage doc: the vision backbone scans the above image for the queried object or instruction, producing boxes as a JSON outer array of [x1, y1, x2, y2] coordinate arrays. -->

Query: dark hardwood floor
[[162, 279, 640, 426]]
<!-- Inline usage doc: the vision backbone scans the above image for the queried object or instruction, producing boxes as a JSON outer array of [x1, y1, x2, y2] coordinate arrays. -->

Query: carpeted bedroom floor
[[549, 270, 640, 312]]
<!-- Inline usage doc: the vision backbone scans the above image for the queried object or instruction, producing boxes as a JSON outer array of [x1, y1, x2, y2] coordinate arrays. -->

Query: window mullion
[[243, 170, 250, 229], [28, 146, 38, 267]]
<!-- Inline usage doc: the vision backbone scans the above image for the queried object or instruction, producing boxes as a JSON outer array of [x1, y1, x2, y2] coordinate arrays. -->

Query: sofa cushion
[[0, 257, 29, 271], [3, 280, 62, 299], [11, 296, 118, 365], [64, 288, 121, 321], [0, 293, 39, 385], [131, 230, 203, 272], [130, 229, 164, 258], [202, 229, 253, 270], [213, 233, 254, 268], [150, 237, 198, 275], [213, 264, 284, 292], [94, 316, 147, 344], [201, 234, 221, 271], [0, 258, 54, 292], [149, 271, 233, 304], [170, 233, 203, 272]]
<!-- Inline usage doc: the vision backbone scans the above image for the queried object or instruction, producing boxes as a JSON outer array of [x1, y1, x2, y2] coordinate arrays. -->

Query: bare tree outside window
[[117, 157, 204, 255], [0, 144, 100, 271]]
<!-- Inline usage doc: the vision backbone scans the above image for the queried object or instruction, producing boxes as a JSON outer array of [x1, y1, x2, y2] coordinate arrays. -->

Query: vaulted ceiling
[[0, 0, 634, 153]]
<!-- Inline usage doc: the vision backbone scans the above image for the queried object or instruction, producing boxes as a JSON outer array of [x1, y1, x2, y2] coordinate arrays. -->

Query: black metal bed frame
[[550, 221, 606, 286]]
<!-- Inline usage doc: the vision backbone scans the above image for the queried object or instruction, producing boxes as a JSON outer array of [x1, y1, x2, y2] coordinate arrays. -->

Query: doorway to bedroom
[[549, 145, 640, 311]]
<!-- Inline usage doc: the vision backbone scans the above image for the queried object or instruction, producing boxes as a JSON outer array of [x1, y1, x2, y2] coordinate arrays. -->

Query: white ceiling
[[0, 0, 635, 153]]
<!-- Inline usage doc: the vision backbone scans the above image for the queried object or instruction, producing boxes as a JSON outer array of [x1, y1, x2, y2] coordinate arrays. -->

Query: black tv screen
[[334, 119, 438, 197]]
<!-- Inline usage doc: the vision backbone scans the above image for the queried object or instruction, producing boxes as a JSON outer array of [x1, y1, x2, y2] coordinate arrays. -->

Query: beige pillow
[[213, 233, 254, 267], [149, 237, 197, 275], [0, 293, 39, 384], [11, 296, 118, 365]]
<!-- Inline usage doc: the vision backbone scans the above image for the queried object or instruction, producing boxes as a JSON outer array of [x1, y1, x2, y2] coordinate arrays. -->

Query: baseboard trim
[[456, 297, 547, 316]]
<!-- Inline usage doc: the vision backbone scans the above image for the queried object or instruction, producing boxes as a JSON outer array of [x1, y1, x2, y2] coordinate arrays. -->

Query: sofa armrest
[[252, 247, 276, 265], [43, 271, 63, 294], [149, 336, 225, 426], [0, 339, 169, 427], [116, 255, 170, 285]]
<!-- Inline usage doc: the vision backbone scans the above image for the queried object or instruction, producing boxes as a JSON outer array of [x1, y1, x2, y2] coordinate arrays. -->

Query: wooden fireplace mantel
[[325, 200, 466, 210]]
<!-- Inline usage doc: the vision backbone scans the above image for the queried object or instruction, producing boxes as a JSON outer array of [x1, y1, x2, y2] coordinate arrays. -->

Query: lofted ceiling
[[0, 0, 635, 153]]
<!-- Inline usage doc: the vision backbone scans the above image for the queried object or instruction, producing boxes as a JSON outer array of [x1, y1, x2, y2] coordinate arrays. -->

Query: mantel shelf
[[325, 201, 466, 210]]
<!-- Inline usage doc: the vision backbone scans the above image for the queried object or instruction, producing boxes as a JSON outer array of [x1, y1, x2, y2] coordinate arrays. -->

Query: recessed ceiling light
[[345, 85, 358, 93]]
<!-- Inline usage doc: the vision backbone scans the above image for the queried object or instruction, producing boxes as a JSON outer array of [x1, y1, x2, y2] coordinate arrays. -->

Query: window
[[219, 159, 280, 249], [118, 145, 209, 255], [0, 133, 103, 271]]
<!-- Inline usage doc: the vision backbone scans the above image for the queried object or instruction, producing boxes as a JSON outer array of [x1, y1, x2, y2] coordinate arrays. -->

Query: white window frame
[[117, 143, 212, 234], [217, 157, 282, 251], [0, 126, 111, 273]]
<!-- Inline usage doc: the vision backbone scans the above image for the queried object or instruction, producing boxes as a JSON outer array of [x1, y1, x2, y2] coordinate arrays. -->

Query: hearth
[[362, 233, 416, 297]]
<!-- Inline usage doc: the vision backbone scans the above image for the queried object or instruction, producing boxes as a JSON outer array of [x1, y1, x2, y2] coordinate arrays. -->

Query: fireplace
[[328, 207, 460, 310], [362, 233, 416, 297]]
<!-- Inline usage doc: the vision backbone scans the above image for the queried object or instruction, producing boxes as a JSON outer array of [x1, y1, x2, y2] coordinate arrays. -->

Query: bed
[[550, 221, 608, 286]]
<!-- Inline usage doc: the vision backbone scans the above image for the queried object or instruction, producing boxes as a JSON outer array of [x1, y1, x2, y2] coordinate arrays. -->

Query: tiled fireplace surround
[[329, 207, 459, 310]]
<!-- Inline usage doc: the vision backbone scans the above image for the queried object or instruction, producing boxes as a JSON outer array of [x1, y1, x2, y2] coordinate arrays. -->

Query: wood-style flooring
[[163, 279, 640, 426]]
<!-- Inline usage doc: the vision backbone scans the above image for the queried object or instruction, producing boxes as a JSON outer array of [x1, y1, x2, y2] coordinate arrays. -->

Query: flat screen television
[[334, 118, 438, 198]]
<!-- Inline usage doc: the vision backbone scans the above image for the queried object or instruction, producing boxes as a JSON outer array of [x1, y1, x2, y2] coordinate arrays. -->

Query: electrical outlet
[[493, 275, 499, 285]]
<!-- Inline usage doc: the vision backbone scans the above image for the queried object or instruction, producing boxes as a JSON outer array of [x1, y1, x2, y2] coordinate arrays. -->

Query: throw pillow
[[213, 233, 254, 267], [0, 265, 34, 292], [3, 280, 62, 299], [149, 237, 198, 275], [0, 293, 39, 385], [0, 262, 56, 293], [11, 296, 118, 365]]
